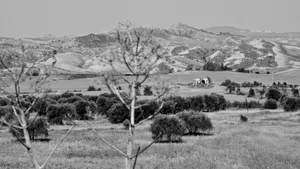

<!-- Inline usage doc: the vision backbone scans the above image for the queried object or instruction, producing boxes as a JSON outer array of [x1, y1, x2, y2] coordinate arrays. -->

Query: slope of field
[[1, 109, 299, 169]]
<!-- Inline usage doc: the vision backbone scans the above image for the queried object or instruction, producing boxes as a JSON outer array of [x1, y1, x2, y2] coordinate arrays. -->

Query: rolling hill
[[1, 23, 300, 75]]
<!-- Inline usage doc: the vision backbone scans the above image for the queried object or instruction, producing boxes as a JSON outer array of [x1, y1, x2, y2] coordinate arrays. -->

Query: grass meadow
[[1, 109, 300, 169]]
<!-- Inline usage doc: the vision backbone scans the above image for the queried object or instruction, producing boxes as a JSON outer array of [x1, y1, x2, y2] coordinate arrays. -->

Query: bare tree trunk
[[20, 110, 41, 169], [126, 82, 136, 169]]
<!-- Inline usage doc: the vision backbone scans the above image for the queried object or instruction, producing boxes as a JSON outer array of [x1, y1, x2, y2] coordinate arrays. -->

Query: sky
[[0, 0, 300, 37]]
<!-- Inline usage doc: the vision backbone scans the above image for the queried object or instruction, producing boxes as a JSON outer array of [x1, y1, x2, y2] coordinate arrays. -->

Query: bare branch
[[132, 146, 141, 169], [103, 76, 130, 110], [40, 125, 75, 168], [135, 102, 164, 127], [84, 120, 129, 158], [130, 133, 162, 159]]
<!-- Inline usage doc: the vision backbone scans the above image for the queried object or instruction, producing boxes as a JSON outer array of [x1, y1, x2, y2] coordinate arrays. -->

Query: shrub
[[211, 93, 226, 110], [87, 85, 97, 91], [158, 101, 176, 114], [61, 91, 75, 98], [107, 103, 129, 124], [221, 79, 240, 87], [143, 86, 153, 96], [226, 84, 236, 94], [58, 95, 84, 104], [10, 116, 49, 140], [292, 89, 299, 97], [240, 115, 248, 122], [177, 110, 213, 135], [33, 98, 57, 116], [263, 99, 277, 109], [248, 88, 255, 97], [46, 104, 77, 125], [74, 100, 95, 120], [163, 96, 191, 113], [135, 100, 159, 122], [204, 94, 219, 112], [0, 106, 16, 124], [266, 88, 282, 101], [47, 94, 61, 101], [0, 97, 10, 106], [83, 95, 99, 102], [96, 96, 118, 116], [150, 115, 185, 142], [282, 97, 298, 112], [189, 95, 205, 111]]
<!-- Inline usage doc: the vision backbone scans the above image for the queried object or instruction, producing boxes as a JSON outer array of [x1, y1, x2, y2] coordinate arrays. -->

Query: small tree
[[248, 88, 255, 97], [226, 84, 236, 94], [292, 88, 299, 97], [97, 22, 169, 169], [177, 110, 213, 135], [143, 85, 153, 96], [150, 115, 185, 142], [266, 88, 282, 101], [264, 99, 277, 109]]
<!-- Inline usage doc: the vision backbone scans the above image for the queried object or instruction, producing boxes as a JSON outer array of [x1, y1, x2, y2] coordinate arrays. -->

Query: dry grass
[[0, 110, 300, 169]]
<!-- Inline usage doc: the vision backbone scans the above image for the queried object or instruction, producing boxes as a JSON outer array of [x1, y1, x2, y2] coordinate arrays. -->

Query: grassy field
[[1, 109, 300, 169], [5, 70, 300, 103]]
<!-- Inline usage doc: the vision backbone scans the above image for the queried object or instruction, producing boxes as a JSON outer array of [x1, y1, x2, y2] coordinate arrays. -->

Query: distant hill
[[1, 23, 300, 74]]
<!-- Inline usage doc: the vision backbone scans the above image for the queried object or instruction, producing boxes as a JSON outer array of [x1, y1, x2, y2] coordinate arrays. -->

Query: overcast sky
[[1, 0, 299, 37]]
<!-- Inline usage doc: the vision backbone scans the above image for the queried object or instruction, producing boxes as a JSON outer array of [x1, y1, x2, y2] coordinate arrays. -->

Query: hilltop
[[1, 23, 300, 74]]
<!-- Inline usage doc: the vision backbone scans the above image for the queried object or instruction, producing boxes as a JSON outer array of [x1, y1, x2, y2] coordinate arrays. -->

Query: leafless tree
[[0, 45, 74, 169], [91, 21, 170, 169]]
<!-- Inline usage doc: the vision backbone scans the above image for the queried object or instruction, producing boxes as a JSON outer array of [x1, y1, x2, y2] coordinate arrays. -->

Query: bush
[[163, 96, 191, 114], [58, 95, 84, 104], [236, 68, 250, 73], [107, 103, 129, 124], [33, 98, 57, 116], [83, 95, 99, 102], [240, 115, 248, 122], [226, 84, 236, 93], [189, 95, 205, 111], [221, 79, 240, 87], [282, 97, 298, 112], [177, 110, 213, 135], [248, 88, 255, 97], [87, 85, 97, 91], [0, 106, 16, 125], [204, 94, 219, 112], [46, 104, 77, 124], [159, 101, 176, 114], [263, 99, 277, 109], [10, 116, 49, 140], [135, 100, 159, 122], [96, 96, 118, 116], [211, 93, 226, 110], [292, 89, 299, 97], [143, 86, 153, 96], [0, 97, 10, 106], [150, 115, 185, 142], [74, 100, 96, 120], [266, 88, 282, 101], [61, 91, 75, 98]]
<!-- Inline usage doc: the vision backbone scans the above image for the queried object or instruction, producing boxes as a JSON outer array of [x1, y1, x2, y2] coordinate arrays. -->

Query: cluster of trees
[[107, 93, 226, 124], [241, 81, 262, 88], [150, 110, 213, 142], [203, 62, 232, 71]]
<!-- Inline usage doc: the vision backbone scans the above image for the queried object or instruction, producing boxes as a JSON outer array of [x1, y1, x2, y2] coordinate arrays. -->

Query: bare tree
[[93, 21, 170, 169], [0, 45, 74, 169]]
